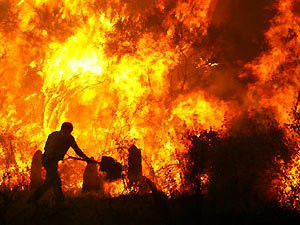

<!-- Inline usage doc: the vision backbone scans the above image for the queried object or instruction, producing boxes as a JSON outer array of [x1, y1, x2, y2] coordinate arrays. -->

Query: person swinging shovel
[[28, 122, 94, 203]]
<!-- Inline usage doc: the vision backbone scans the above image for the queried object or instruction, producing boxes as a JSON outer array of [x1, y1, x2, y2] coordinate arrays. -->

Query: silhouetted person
[[28, 122, 92, 203], [30, 150, 43, 190]]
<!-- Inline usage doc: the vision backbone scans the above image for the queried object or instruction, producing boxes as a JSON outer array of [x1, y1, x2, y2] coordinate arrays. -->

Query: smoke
[[194, 0, 278, 103], [209, 0, 277, 63]]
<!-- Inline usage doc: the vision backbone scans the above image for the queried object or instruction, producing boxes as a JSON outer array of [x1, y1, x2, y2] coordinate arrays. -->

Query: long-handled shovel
[[66, 154, 123, 181]]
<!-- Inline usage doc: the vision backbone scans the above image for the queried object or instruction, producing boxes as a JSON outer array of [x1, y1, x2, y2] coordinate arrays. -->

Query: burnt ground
[[0, 191, 299, 225]]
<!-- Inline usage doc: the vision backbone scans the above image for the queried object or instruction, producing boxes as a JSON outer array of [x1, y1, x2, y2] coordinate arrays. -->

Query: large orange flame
[[0, 0, 226, 196]]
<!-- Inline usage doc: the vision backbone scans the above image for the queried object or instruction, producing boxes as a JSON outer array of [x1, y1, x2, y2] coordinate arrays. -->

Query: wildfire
[[0, 0, 222, 196], [1, 0, 300, 208]]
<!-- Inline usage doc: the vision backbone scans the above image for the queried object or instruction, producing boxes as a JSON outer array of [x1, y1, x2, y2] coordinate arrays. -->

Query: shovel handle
[[67, 155, 100, 164]]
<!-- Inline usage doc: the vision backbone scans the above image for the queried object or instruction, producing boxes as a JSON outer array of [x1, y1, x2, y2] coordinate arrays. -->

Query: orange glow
[[0, 0, 222, 196], [1, 0, 300, 207]]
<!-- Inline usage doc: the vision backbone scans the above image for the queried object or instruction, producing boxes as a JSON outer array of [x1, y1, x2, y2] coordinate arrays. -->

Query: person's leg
[[28, 163, 57, 203], [52, 166, 65, 202]]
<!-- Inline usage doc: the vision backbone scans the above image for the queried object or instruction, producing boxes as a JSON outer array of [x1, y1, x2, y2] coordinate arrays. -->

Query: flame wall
[[0, 0, 300, 205]]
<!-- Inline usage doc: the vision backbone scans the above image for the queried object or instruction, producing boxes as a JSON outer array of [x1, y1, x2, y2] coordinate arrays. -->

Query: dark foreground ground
[[0, 191, 300, 225]]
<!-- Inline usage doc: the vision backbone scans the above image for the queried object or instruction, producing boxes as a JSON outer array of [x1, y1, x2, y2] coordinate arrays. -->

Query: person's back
[[44, 130, 77, 163]]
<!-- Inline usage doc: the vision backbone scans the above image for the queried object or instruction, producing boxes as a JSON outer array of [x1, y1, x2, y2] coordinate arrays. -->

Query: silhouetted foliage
[[183, 129, 222, 197], [184, 111, 291, 215]]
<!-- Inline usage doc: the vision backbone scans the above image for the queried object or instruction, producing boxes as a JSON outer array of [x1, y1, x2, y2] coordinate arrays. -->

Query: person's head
[[60, 122, 73, 133]]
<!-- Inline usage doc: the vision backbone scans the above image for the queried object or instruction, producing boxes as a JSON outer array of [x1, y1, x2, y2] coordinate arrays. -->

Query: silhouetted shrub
[[184, 111, 291, 214]]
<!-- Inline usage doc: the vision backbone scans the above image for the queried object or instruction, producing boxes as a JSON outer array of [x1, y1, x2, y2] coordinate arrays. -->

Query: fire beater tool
[[66, 154, 123, 181]]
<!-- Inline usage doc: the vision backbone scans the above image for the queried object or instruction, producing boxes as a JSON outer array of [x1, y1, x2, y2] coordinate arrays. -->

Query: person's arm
[[70, 136, 92, 163]]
